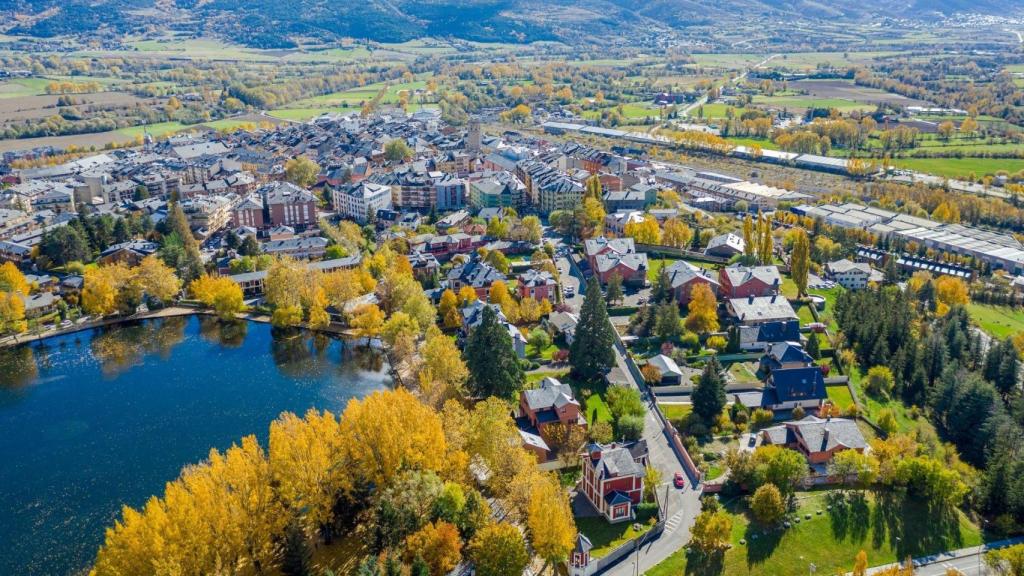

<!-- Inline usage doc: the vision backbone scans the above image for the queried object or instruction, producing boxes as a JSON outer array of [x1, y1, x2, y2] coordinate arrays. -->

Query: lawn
[[966, 303, 1024, 339], [659, 403, 693, 428], [527, 342, 559, 361], [202, 119, 261, 132], [808, 286, 843, 333], [889, 157, 1024, 179], [826, 384, 855, 412], [575, 505, 659, 558], [268, 108, 338, 121], [115, 121, 189, 138], [692, 103, 734, 120], [847, 364, 931, 436], [726, 362, 760, 385], [647, 490, 981, 576], [0, 77, 52, 99], [752, 95, 875, 113], [526, 370, 612, 424]]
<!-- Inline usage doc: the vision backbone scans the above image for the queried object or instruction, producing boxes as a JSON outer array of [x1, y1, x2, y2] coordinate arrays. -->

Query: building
[[663, 260, 720, 306], [719, 265, 781, 299], [646, 354, 684, 385], [460, 300, 527, 358], [759, 341, 814, 374], [825, 259, 883, 290], [761, 366, 827, 412], [229, 255, 362, 297], [261, 236, 328, 260], [603, 183, 657, 212], [604, 211, 645, 236], [98, 241, 159, 266], [231, 194, 265, 229], [760, 416, 867, 465], [580, 441, 649, 523], [518, 268, 557, 302], [264, 182, 318, 231], [593, 251, 648, 286], [408, 251, 440, 281], [447, 260, 506, 299], [469, 172, 525, 210], [333, 182, 393, 224], [704, 233, 745, 258], [739, 320, 802, 351], [546, 311, 579, 345], [181, 194, 238, 235], [728, 295, 798, 325], [515, 377, 587, 462]]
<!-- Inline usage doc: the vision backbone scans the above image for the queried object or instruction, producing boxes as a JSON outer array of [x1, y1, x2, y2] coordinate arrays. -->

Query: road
[[679, 53, 779, 119], [556, 244, 702, 576], [856, 537, 1024, 576]]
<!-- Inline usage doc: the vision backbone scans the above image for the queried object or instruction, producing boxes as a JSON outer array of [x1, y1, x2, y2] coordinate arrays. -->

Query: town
[[1, 9, 1024, 576]]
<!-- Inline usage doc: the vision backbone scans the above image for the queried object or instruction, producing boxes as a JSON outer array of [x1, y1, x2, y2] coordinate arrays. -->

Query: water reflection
[[89, 317, 188, 377], [197, 316, 248, 348], [0, 346, 39, 392]]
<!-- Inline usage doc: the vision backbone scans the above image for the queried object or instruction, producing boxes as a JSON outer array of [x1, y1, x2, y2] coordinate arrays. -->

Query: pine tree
[[790, 228, 810, 296], [570, 277, 617, 382], [806, 332, 820, 360], [411, 555, 431, 576], [692, 355, 726, 424], [652, 260, 672, 303], [605, 271, 624, 305], [465, 306, 523, 398], [281, 520, 313, 576]]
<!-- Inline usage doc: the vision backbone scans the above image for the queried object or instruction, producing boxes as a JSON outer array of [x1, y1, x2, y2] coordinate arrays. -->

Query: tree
[[575, 197, 605, 239], [132, 256, 181, 304], [570, 278, 616, 382], [469, 523, 530, 576], [790, 228, 810, 296], [189, 275, 244, 320], [520, 215, 543, 243], [938, 120, 955, 141], [404, 521, 462, 576], [584, 174, 602, 200], [0, 292, 26, 334], [485, 249, 510, 274], [750, 483, 785, 524], [419, 328, 470, 408], [0, 262, 28, 294], [526, 473, 576, 568], [464, 306, 523, 398], [281, 519, 313, 576], [661, 218, 693, 248], [690, 508, 732, 553], [624, 216, 661, 245], [528, 328, 551, 356], [853, 550, 869, 576], [350, 304, 385, 342], [865, 365, 895, 398], [829, 449, 878, 491], [806, 332, 820, 359], [986, 543, 1024, 576], [685, 283, 719, 334], [742, 214, 756, 258], [82, 263, 132, 316], [285, 156, 321, 188], [692, 356, 726, 424], [751, 444, 806, 495], [934, 276, 969, 315], [41, 225, 90, 265], [384, 139, 414, 162], [654, 301, 683, 341], [438, 289, 462, 329], [605, 271, 624, 305], [164, 202, 204, 282]]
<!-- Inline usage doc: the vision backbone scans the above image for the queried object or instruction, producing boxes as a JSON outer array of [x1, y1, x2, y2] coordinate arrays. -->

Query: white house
[[333, 181, 393, 223], [826, 259, 882, 290]]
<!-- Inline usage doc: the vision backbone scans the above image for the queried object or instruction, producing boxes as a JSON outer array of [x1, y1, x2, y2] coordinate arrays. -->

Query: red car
[[673, 472, 686, 488]]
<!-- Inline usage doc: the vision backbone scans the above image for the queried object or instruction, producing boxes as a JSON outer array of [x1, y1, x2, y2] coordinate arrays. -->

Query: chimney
[[748, 294, 754, 304], [771, 295, 777, 303]]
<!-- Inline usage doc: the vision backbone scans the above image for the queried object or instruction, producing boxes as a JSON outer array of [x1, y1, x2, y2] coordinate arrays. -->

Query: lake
[[0, 315, 391, 576]]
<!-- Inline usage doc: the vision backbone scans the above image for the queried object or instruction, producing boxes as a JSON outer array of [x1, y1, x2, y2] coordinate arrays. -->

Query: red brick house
[[664, 260, 720, 306], [580, 440, 649, 523], [515, 377, 587, 462], [718, 265, 781, 299], [263, 182, 318, 231], [231, 194, 265, 229], [584, 236, 648, 286], [760, 416, 867, 465], [518, 269, 557, 302]]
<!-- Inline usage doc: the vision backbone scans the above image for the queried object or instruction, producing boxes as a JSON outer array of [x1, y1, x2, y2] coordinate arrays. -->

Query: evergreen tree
[[240, 234, 260, 257], [883, 256, 900, 284], [692, 356, 726, 424], [726, 325, 741, 353], [166, 202, 204, 282], [411, 555, 431, 576], [605, 272, 624, 305], [654, 301, 683, 341], [806, 332, 820, 360], [465, 306, 523, 398], [113, 218, 131, 244], [384, 555, 402, 576], [281, 520, 313, 576], [357, 557, 381, 576], [570, 278, 617, 382], [652, 260, 672, 303]]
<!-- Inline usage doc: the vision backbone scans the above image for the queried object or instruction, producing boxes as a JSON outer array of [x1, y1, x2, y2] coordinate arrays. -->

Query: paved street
[[855, 537, 1024, 576]]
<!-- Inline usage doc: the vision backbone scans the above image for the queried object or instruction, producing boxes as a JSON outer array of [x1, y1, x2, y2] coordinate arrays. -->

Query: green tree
[[654, 301, 683, 341], [750, 484, 785, 524], [752, 444, 806, 495], [692, 356, 726, 424], [385, 139, 413, 162], [285, 156, 321, 188], [281, 519, 313, 576], [806, 333, 820, 359], [469, 523, 530, 576], [570, 278, 616, 382], [605, 271, 624, 305], [465, 306, 523, 398], [528, 328, 551, 356], [41, 225, 90, 266]]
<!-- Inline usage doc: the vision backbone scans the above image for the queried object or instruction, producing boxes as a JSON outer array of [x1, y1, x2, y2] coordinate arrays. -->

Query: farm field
[[691, 51, 898, 71], [889, 157, 1024, 179], [967, 303, 1024, 339], [0, 78, 52, 99], [0, 91, 146, 124], [288, 79, 428, 109], [752, 94, 876, 113], [114, 121, 189, 139], [647, 490, 981, 576], [786, 79, 929, 107]]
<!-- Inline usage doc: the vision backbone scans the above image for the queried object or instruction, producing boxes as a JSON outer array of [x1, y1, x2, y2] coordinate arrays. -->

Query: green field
[[0, 77, 51, 99], [889, 157, 1024, 179], [267, 108, 338, 121], [967, 303, 1024, 339], [115, 121, 189, 138], [826, 384, 855, 411], [202, 119, 261, 132], [289, 79, 428, 109], [752, 95, 875, 113], [647, 490, 981, 576]]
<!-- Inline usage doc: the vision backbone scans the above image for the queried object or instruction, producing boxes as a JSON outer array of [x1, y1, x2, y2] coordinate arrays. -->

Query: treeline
[[835, 286, 1024, 533]]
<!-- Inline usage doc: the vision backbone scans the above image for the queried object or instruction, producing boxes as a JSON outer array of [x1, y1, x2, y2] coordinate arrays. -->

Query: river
[[0, 315, 391, 575]]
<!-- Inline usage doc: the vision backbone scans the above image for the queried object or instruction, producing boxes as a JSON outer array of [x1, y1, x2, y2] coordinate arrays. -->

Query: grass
[[888, 157, 1024, 179], [847, 365, 930, 436], [575, 505, 659, 558], [826, 384, 855, 412], [647, 490, 981, 576], [289, 79, 428, 109], [966, 303, 1024, 339], [659, 403, 693, 426], [752, 95, 876, 113], [526, 370, 612, 424], [727, 362, 760, 385], [647, 257, 717, 281], [0, 77, 52, 99], [114, 121, 189, 138], [527, 342, 560, 361]]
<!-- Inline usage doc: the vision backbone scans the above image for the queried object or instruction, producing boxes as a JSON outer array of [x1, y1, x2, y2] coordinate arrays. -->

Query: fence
[[588, 520, 666, 576]]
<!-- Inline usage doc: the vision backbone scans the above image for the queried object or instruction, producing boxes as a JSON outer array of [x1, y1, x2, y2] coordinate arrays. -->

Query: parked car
[[673, 472, 685, 488]]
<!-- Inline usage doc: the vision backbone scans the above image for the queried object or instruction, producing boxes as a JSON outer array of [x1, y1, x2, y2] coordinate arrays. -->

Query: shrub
[[877, 408, 898, 435], [865, 365, 895, 398], [791, 405, 806, 419], [751, 408, 775, 427], [706, 335, 727, 350], [750, 484, 786, 524], [618, 414, 645, 441], [681, 332, 700, 351]]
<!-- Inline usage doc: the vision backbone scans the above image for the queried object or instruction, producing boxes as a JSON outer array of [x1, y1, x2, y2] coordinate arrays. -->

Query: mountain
[[1, 0, 1022, 47]]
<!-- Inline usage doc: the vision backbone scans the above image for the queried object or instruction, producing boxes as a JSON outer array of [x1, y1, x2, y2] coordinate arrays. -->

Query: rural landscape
[[2, 1, 1024, 576]]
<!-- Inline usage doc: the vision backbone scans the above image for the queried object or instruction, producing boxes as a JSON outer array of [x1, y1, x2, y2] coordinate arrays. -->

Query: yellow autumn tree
[[526, 472, 576, 568], [438, 288, 462, 329], [418, 327, 470, 407], [0, 261, 29, 294], [132, 256, 182, 303], [624, 215, 661, 245], [82, 263, 133, 316], [404, 521, 463, 576], [685, 283, 719, 333], [934, 275, 969, 315], [0, 291, 27, 334], [350, 303, 385, 341], [457, 285, 478, 307], [269, 409, 345, 533], [338, 388, 447, 491], [189, 275, 244, 320], [661, 218, 693, 248]]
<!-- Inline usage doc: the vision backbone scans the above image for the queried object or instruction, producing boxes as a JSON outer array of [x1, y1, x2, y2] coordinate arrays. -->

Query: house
[[603, 183, 657, 212], [604, 211, 645, 236], [229, 255, 362, 297], [719, 265, 781, 298], [98, 241, 159, 266], [739, 320, 802, 351], [704, 233, 745, 258], [408, 251, 440, 281], [21, 291, 58, 318], [663, 260, 720, 306], [447, 260, 506, 299], [546, 311, 579, 345], [515, 377, 587, 462], [761, 366, 827, 412], [580, 440, 649, 523], [728, 295, 798, 325], [759, 341, 813, 374], [826, 259, 882, 290], [460, 300, 527, 358], [0, 240, 31, 264], [261, 236, 328, 260], [760, 416, 867, 465], [646, 354, 684, 385], [518, 268, 557, 302], [231, 194, 265, 229], [594, 252, 648, 286], [583, 237, 635, 270]]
